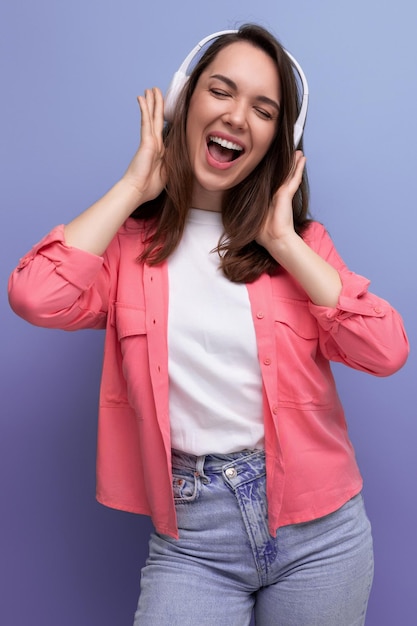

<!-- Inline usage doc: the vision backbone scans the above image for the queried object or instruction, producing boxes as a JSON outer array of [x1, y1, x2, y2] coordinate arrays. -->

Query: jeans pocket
[[172, 471, 199, 504]]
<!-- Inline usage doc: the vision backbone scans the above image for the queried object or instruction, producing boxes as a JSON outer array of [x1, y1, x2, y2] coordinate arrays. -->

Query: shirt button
[[264, 358, 272, 366], [256, 311, 265, 319], [225, 467, 237, 479], [374, 307, 382, 314]]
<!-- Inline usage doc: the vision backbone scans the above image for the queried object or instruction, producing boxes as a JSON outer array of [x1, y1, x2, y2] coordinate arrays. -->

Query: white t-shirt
[[167, 208, 264, 455]]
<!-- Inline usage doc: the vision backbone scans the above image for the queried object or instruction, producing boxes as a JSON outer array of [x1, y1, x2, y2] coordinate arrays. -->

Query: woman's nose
[[223, 100, 248, 129]]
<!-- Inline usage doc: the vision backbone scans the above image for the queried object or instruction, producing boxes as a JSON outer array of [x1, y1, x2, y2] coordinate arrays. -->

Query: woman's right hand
[[122, 87, 167, 205], [63, 87, 167, 255]]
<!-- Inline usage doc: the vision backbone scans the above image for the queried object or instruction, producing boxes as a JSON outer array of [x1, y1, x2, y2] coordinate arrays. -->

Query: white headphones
[[164, 29, 309, 148]]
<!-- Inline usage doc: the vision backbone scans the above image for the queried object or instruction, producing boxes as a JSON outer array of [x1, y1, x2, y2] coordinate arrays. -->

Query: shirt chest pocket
[[113, 302, 147, 339], [273, 299, 333, 408], [112, 302, 149, 371], [99, 303, 148, 407], [110, 303, 153, 416], [273, 299, 319, 342]]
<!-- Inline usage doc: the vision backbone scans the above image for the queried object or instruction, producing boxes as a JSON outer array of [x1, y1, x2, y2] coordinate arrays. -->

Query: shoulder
[[118, 217, 148, 237], [301, 220, 326, 243], [301, 220, 336, 253], [95, 219, 149, 274], [110, 217, 149, 253]]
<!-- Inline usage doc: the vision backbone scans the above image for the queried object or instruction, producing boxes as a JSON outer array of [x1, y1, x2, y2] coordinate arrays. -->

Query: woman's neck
[[190, 184, 223, 212]]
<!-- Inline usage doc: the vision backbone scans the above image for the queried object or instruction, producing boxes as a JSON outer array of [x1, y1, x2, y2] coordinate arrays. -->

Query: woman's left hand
[[256, 150, 342, 306], [256, 150, 306, 257]]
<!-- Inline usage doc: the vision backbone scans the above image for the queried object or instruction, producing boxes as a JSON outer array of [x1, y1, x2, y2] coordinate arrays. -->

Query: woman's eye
[[255, 108, 273, 120], [209, 88, 229, 98]]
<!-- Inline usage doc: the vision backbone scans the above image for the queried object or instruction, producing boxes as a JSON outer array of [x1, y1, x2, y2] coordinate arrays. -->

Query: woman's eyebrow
[[209, 73, 280, 112]]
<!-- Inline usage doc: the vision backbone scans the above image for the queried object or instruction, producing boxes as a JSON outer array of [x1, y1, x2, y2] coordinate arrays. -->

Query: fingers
[[287, 150, 306, 192], [292, 149, 306, 174], [137, 94, 150, 141], [137, 88, 164, 142], [152, 87, 165, 138], [273, 151, 306, 206]]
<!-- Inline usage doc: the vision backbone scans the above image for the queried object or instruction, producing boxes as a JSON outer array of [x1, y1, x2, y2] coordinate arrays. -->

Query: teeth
[[209, 136, 243, 151]]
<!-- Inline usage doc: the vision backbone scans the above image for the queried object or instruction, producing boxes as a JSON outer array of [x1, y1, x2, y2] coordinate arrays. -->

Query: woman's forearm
[[268, 232, 342, 307], [63, 179, 143, 256]]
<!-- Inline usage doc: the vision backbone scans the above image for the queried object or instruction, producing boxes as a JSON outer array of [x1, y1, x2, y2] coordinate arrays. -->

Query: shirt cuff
[[308, 270, 386, 330]]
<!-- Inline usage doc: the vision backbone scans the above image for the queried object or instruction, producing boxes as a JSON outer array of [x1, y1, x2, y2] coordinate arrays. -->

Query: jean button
[[225, 467, 237, 479]]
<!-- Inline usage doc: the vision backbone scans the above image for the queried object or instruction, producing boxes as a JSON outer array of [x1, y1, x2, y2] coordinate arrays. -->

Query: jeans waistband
[[171, 448, 265, 475]]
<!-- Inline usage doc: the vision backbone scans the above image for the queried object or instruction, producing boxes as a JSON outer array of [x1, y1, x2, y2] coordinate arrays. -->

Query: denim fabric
[[134, 449, 373, 626]]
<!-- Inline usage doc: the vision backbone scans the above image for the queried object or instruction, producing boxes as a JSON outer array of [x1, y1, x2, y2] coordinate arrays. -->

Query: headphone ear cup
[[164, 71, 189, 123]]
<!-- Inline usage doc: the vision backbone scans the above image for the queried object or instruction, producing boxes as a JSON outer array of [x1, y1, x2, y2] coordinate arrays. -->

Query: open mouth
[[207, 135, 244, 163]]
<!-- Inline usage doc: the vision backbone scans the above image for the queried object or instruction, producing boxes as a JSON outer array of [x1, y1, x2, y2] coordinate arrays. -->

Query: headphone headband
[[164, 29, 309, 148]]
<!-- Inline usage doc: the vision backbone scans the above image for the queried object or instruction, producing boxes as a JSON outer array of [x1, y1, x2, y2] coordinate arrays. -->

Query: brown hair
[[132, 23, 310, 283]]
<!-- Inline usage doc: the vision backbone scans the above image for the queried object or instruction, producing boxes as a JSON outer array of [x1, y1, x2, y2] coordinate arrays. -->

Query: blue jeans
[[134, 449, 374, 625]]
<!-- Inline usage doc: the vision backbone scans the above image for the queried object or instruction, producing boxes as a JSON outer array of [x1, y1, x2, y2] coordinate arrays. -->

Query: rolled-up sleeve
[[305, 223, 409, 376], [8, 226, 111, 330]]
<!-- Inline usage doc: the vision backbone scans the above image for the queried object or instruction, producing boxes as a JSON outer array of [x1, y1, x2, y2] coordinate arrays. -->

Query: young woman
[[8, 24, 408, 626]]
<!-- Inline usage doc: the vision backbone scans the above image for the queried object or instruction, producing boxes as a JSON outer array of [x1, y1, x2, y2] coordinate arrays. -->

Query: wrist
[[262, 230, 301, 264], [115, 178, 147, 210]]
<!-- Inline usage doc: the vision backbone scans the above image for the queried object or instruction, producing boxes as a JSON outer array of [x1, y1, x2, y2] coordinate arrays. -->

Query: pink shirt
[[8, 219, 409, 538]]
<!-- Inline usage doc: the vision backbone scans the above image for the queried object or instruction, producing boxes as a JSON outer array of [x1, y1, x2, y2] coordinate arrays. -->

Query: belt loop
[[194, 454, 210, 484]]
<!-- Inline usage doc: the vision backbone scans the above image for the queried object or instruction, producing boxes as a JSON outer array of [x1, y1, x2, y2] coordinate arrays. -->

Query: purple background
[[1, 1, 416, 624]]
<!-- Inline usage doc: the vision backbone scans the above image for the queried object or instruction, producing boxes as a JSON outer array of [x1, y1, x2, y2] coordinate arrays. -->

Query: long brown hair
[[132, 23, 310, 283]]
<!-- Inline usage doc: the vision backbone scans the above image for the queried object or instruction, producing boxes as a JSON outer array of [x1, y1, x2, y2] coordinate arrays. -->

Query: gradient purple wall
[[1, 1, 416, 624]]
